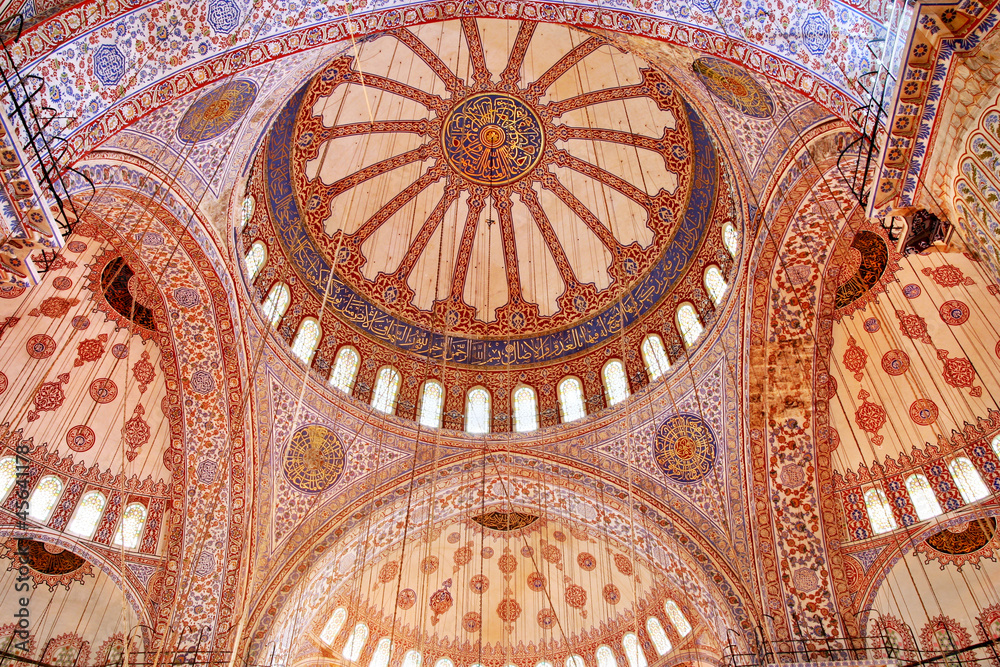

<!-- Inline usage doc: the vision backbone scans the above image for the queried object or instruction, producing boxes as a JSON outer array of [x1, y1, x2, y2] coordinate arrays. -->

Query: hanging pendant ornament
[[429, 578, 453, 625]]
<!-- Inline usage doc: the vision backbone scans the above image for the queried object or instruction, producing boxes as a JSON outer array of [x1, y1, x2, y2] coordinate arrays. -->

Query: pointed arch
[[723, 222, 739, 257], [330, 346, 360, 393], [320, 607, 348, 645], [558, 376, 586, 423], [641, 334, 669, 381], [291, 317, 321, 364], [466, 386, 491, 434], [371, 367, 402, 414], [602, 359, 629, 406], [418, 379, 444, 428], [513, 385, 539, 433], [676, 303, 704, 348], [341, 623, 369, 662], [245, 241, 267, 282], [646, 616, 672, 655], [262, 282, 291, 326], [703, 265, 728, 305]]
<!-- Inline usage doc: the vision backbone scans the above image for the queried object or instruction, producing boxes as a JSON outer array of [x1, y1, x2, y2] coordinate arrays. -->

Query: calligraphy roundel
[[282, 424, 346, 493], [177, 79, 258, 144], [692, 57, 774, 118], [652, 413, 717, 483], [442, 93, 544, 186]]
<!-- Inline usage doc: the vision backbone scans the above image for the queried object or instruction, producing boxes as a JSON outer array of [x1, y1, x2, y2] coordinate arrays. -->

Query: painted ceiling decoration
[[2, 0, 1000, 663]]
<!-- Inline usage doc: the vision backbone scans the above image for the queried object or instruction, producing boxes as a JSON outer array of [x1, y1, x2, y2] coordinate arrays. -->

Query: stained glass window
[[664, 600, 692, 637], [466, 387, 491, 434], [291, 318, 321, 363], [0, 456, 16, 503], [641, 334, 670, 381], [262, 283, 290, 327], [245, 242, 267, 282], [723, 223, 739, 257], [51, 646, 77, 666], [622, 632, 648, 667], [67, 490, 106, 539], [342, 623, 369, 662], [558, 377, 586, 423], [949, 457, 990, 503], [905, 473, 943, 521], [419, 380, 444, 428], [676, 304, 704, 348], [566, 655, 585, 667], [371, 367, 401, 414], [330, 347, 360, 393], [992, 435, 1000, 459], [646, 617, 672, 655], [402, 651, 422, 667], [704, 265, 728, 305], [27, 475, 63, 524], [513, 386, 538, 433], [242, 196, 255, 226], [113, 502, 148, 550], [864, 487, 897, 534], [603, 360, 629, 406], [320, 607, 347, 645], [596, 645, 617, 667], [367, 638, 392, 667], [434, 659, 454, 667]]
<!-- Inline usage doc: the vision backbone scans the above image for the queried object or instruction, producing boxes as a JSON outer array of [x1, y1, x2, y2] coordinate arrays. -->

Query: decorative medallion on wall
[[834, 230, 890, 315], [443, 93, 543, 186], [281, 424, 346, 493], [652, 413, 717, 483], [471, 509, 539, 532], [93, 255, 162, 336], [691, 57, 774, 118], [0, 539, 93, 590], [916, 518, 1000, 570], [177, 80, 258, 144]]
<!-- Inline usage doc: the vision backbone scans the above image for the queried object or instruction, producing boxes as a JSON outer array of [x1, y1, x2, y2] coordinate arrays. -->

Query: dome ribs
[[392, 183, 463, 281], [552, 125, 683, 173], [551, 150, 654, 206], [348, 163, 448, 245], [392, 28, 466, 96], [524, 37, 605, 102], [461, 18, 492, 90], [500, 21, 537, 89]]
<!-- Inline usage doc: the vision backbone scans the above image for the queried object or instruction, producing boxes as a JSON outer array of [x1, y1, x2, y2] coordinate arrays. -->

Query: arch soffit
[[34, 2, 870, 166], [69, 175, 251, 652], [244, 454, 758, 656]]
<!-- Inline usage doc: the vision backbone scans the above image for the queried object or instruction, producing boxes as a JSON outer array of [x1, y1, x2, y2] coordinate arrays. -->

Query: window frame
[[512, 384, 539, 433], [66, 490, 107, 539], [290, 317, 322, 364], [864, 486, 898, 534], [418, 379, 445, 429], [330, 346, 361, 394], [675, 302, 704, 348], [703, 264, 728, 306], [465, 386, 492, 435], [371, 366, 402, 415], [641, 334, 670, 381], [245, 240, 267, 282], [262, 282, 291, 327], [602, 359, 630, 407], [558, 376, 587, 423]]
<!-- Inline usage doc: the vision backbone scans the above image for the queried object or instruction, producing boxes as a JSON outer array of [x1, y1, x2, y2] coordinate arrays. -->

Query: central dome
[[262, 18, 719, 358]]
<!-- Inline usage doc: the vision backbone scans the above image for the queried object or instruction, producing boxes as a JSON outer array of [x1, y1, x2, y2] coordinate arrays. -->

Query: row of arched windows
[[320, 600, 692, 667], [0, 458, 149, 548], [862, 454, 993, 534]]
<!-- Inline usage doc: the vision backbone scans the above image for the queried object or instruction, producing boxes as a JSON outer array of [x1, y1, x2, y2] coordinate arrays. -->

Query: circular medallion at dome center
[[442, 93, 543, 186]]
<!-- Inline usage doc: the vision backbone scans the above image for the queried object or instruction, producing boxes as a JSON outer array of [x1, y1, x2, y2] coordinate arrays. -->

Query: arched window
[[466, 387, 491, 434], [330, 347, 360, 393], [596, 645, 617, 667], [27, 475, 63, 524], [291, 318, 321, 364], [371, 367, 401, 414], [676, 303, 704, 348], [949, 457, 990, 503], [992, 434, 1000, 459], [513, 385, 538, 433], [262, 283, 290, 326], [245, 241, 267, 282], [646, 617, 672, 655], [418, 380, 444, 428], [558, 377, 586, 423], [401, 650, 422, 667], [622, 632, 648, 667], [367, 638, 392, 667], [723, 223, 739, 257], [242, 196, 255, 226], [664, 599, 692, 637], [641, 334, 670, 381], [341, 623, 369, 662], [0, 456, 16, 503], [905, 473, 943, 521], [566, 656, 585, 667], [864, 487, 897, 534], [602, 359, 629, 406], [113, 502, 148, 550], [704, 265, 728, 305], [434, 660, 454, 667], [67, 490, 107, 539], [535, 662, 554, 667], [320, 607, 348, 645]]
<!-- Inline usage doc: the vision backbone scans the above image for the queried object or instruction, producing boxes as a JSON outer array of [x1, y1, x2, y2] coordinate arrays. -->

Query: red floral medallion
[[896, 310, 933, 344], [89, 378, 118, 404], [565, 584, 587, 611], [123, 404, 150, 461], [73, 334, 108, 367], [496, 597, 521, 623], [909, 399, 939, 426], [132, 351, 156, 393], [854, 389, 886, 446], [937, 349, 983, 397], [939, 300, 970, 325], [36, 296, 79, 318], [25, 334, 55, 359], [66, 425, 96, 452], [922, 264, 974, 287], [881, 349, 910, 376], [843, 336, 867, 381], [27, 372, 70, 421]]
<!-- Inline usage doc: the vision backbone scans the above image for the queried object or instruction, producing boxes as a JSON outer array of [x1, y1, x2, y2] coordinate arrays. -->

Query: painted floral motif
[[89, 378, 118, 404], [123, 404, 151, 461], [496, 597, 521, 623], [429, 579, 453, 624], [26, 334, 56, 359], [854, 389, 886, 446], [132, 350, 155, 392], [896, 310, 933, 344], [923, 264, 975, 287], [469, 575, 489, 594], [73, 334, 107, 367], [939, 300, 970, 325], [937, 349, 983, 397], [66, 425, 96, 452], [27, 372, 70, 421], [881, 349, 910, 376], [397, 588, 416, 609], [843, 336, 867, 381], [909, 399, 939, 426]]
